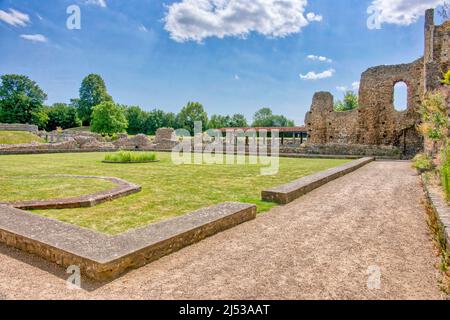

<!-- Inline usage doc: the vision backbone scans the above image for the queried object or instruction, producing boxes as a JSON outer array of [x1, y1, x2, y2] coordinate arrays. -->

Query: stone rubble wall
[[0, 123, 38, 132], [304, 10, 449, 158]]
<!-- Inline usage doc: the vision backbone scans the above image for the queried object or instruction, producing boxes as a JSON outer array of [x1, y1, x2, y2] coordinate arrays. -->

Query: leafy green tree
[[176, 102, 208, 134], [143, 109, 166, 135], [45, 103, 81, 131], [252, 108, 294, 127], [252, 108, 273, 127], [78, 74, 112, 126], [334, 91, 359, 112], [0, 74, 48, 128], [125, 106, 146, 134], [209, 114, 231, 129], [229, 114, 248, 127], [163, 112, 177, 129], [91, 101, 128, 135]]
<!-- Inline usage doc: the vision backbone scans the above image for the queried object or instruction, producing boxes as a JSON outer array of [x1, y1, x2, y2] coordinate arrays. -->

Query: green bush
[[440, 146, 450, 201], [104, 150, 157, 163], [441, 69, 450, 86], [412, 153, 434, 173]]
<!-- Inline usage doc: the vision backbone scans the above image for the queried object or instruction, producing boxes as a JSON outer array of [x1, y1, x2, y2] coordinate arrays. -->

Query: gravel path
[[0, 161, 445, 299]]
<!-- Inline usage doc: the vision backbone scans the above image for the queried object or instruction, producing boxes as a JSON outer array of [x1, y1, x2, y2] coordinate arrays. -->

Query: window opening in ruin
[[393, 82, 408, 111]]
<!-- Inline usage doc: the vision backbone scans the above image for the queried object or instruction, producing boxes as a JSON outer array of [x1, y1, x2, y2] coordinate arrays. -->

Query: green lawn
[[0, 176, 115, 202], [0, 152, 350, 234], [0, 131, 44, 144]]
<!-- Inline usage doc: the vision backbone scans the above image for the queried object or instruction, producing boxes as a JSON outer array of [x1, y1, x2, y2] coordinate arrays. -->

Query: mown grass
[[0, 176, 115, 202], [0, 152, 350, 234], [105, 151, 157, 163], [0, 131, 44, 144]]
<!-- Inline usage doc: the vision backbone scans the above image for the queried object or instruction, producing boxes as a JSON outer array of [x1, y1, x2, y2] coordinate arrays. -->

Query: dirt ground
[[0, 161, 446, 299]]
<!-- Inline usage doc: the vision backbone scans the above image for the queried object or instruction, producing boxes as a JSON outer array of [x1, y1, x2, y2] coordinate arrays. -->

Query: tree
[[78, 74, 112, 126], [0, 74, 48, 128], [125, 106, 146, 134], [176, 102, 208, 134], [208, 114, 231, 129], [252, 108, 273, 127], [91, 101, 128, 135], [252, 108, 294, 127], [334, 91, 359, 112], [418, 91, 449, 156], [45, 103, 81, 131], [163, 112, 177, 129], [229, 114, 248, 127], [143, 109, 166, 135]]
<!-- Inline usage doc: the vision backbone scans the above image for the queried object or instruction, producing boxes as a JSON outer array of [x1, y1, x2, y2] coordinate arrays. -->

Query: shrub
[[412, 153, 434, 173], [441, 69, 450, 86], [440, 145, 450, 201], [104, 150, 157, 163]]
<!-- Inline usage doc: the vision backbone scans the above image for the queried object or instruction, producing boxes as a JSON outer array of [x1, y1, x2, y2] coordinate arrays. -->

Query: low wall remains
[[0, 123, 38, 132]]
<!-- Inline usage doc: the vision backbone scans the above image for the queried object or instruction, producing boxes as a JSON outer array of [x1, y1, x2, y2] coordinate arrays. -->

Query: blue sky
[[0, 0, 447, 124]]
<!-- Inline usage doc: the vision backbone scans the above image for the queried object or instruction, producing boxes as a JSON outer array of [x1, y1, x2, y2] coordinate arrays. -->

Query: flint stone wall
[[0, 123, 38, 132], [304, 10, 449, 158], [113, 134, 151, 149]]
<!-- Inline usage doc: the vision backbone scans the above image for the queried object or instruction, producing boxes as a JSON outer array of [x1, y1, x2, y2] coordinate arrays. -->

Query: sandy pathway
[[0, 161, 444, 299]]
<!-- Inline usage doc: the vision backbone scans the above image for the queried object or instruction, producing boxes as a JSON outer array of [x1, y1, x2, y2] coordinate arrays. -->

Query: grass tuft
[[104, 150, 157, 163]]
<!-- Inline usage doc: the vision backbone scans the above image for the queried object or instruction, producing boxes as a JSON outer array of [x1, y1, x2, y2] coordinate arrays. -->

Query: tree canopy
[[252, 107, 294, 127], [91, 101, 128, 135], [78, 74, 112, 125], [45, 103, 81, 131], [334, 91, 359, 112], [177, 102, 209, 134], [0, 74, 48, 128]]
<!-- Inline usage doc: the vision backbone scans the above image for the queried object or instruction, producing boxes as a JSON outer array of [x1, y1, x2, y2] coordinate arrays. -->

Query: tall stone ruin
[[303, 9, 449, 158]]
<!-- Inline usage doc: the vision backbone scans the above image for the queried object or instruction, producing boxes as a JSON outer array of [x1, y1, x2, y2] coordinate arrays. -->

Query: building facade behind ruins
[[304, 9, 449, 157]]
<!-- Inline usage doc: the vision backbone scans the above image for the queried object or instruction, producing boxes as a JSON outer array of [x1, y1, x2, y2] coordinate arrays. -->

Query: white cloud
[[164, 0, 322, 43], [368, 0, 445, 26], [307, 54, 332, 63], [306, 12, 322, 22], [234, 74, 240, 80], [20, 34, 48, 43], [0, 9, 30, 27], [352, 81, 360, 90], [300, 68, 335, 80], [336, 86, 347, 92], [85, 0, 107, 7]]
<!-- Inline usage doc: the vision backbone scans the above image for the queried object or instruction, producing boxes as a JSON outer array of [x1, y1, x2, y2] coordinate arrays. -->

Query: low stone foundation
[[0, 123, 38, 132], [262, 157, 374, 204], [0, 202, 256, 281], [0, 175, 141, 210], [422, 176, 450, 255], [296, 143, 402, 159]]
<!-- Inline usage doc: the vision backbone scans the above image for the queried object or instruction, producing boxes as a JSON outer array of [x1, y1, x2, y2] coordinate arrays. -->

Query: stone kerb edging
[[0, 175, 142, 210], [421, 176, 450, 254], [261, 157, 374, 204], [0, 202, 256, 281]]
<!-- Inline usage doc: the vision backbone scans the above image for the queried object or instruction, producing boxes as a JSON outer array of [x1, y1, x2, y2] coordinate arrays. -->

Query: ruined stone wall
[[304, 9, 448, 157], [0, 123, 38, 132]]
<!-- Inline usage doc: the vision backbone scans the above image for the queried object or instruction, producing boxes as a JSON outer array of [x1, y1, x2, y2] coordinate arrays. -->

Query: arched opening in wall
[[393, 82, 408, 111]]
